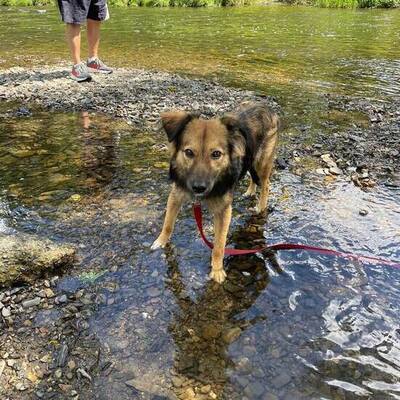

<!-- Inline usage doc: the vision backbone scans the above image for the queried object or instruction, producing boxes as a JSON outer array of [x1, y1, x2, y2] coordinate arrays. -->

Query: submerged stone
[[0, 234, 75, 287]]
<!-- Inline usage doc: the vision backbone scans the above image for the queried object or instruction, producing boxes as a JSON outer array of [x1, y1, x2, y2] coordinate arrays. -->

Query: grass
[[0, 0, 398, 7], [0, 0, 259, 5], [282, 0, 399, 6]]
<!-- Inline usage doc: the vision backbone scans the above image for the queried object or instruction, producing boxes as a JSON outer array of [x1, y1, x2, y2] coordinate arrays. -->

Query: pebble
[[222, 327, 242, 344], [1, 306, 11, 317], [146, 287, 161, 297], [359, 209, 368, 216], [329, 166, 342, 175], [171, 376, 184, 387], [200, 384, 211, 394], [245, 382, 265, 398], [57, 295, 68, 303], [22, 297, 41, 308], [0, 360, 5, 378], [271, 372, 291, 389]]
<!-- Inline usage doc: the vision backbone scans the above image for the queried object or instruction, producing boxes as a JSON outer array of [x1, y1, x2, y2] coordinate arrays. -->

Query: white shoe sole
[[70, 73, 92, 82], [87, 67, 113, 74]]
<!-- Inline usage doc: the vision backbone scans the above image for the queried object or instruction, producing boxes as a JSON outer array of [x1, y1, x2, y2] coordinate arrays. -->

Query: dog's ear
[[221, 113, 246, 159], [161, 111, 197, 143], [220, 113, 240, 132]]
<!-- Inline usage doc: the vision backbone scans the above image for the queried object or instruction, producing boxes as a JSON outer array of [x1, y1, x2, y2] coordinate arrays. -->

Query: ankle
[[88, 56, 98, 62]]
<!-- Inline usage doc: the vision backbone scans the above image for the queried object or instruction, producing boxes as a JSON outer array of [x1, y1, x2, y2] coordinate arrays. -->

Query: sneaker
[[70, 62, 92, 82], [87, 58, 113, 74]]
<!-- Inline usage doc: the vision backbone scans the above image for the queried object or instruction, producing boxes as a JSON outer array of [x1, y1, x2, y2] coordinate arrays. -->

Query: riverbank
[[1, 65, 400, 400], [1, 65, 399, 187], [0, 0, 398, 7]]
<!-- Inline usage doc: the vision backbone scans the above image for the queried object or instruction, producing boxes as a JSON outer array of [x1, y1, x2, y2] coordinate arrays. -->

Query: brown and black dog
[[151, 101, 280, 283]]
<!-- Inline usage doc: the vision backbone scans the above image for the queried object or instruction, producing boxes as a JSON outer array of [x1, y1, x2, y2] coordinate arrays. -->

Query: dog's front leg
[[151, 185, 186, 250], [209, 203, 232, 284]]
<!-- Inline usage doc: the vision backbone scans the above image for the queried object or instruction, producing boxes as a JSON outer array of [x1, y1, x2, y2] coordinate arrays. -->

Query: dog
[[151, 101, 280, 284]]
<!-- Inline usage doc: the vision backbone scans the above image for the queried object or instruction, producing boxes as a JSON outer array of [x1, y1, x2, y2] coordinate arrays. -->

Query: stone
[[55, 369, 63, 379], [146, 287, 161, 297], [329, 166, 342, 175], [1, 306, 11, 317], [359, 209, 368, 216], [222, 327, 242, 344], [22, 297, 41, 308], [201, 324, 221, 339], [271, 372, 291, 389], [171, 376, 184, 387], [0, 360, 5, 378], [0, 234, 75, 287], [200, 384, 211, 394], [57, 344, 69, 367], [244, 382, 265, 398]]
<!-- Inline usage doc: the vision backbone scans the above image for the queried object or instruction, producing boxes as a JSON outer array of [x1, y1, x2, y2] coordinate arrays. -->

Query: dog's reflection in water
[[165, 217, 276, 397]]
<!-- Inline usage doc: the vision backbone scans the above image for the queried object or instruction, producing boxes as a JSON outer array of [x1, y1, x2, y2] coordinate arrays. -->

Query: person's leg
[[87, 18, 101, 60], [66, 23, 81, 65]]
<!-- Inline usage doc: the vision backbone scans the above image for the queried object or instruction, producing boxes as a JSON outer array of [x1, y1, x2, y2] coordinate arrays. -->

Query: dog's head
[[161, 111, 248, 198]]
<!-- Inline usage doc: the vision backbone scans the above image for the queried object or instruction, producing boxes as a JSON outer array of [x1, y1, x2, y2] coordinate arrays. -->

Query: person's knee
[[66, 23, 81, 34]]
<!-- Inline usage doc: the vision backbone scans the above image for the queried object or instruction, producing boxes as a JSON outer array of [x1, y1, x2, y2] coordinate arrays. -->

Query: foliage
[[0, 0, 398, 7], [281, 0, 399, 6]]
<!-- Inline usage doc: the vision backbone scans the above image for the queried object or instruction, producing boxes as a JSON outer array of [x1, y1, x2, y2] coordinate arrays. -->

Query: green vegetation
[[282, 0, 399, 7], [0, 0, 257, 5], [0, 0, 398, 9]]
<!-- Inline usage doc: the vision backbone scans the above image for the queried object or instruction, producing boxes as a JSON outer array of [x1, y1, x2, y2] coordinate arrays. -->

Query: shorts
[[57, 0, 110, 25]]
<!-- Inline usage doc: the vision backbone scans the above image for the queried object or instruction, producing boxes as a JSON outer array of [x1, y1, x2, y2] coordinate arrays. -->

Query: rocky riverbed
[[1, 66, 400, 400], [1, 65, 399, 187]]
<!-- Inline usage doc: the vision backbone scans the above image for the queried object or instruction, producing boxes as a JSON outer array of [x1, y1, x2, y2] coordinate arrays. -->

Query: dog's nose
[[192, 184, 207, 194]]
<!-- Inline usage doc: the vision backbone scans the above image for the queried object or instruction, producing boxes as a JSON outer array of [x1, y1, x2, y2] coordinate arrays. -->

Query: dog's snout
[[192, 183, 207, 194]]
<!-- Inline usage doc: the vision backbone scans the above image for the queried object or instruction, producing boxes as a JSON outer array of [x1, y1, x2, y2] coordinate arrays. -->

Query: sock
[[88, 56, 98, 63]]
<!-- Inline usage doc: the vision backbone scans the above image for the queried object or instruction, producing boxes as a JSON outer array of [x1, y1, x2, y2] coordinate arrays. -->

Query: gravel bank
[[0, 65, 278, 131]]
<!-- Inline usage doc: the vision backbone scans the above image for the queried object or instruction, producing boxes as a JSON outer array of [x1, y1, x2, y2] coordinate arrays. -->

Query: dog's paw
[[242, 191, 256, 199], [209, 268, 227, 284], [150, 237, 167, 250], [252, 205, 266, 214]]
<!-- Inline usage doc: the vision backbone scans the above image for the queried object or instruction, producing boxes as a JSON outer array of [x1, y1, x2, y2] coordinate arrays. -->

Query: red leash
[[193, 203, 400, 268]]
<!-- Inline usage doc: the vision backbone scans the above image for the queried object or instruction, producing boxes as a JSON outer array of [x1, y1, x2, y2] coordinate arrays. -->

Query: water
[[1, 5, 400, 399], [1, 108, 399, 399], [1, 6, 400, 103]]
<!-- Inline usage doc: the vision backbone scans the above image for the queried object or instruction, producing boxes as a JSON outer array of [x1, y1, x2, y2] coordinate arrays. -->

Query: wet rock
[[222, 327, 242, 344], [57, 344, 69, 367], [22, 297, 41, 308], [1, 306, 11, 317], [201, 324, 221, 339], [262, 394, 278, 400], [200, 384, 211, 394], [0, 234, 75, 287], [147, 286, 161, 297], [271, 372, 291, 389], [171, 376, 184, 388], [329, 166, 342, 175], [244, 382, 265, 398], [0, 360, 5, 378]]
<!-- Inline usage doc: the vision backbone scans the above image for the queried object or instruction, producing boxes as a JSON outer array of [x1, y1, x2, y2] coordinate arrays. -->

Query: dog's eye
[[211, 150, 222, 159], [184, 149, 194, 158]]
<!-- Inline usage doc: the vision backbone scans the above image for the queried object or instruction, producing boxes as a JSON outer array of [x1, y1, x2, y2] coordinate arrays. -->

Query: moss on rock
[[0, 235, 75, 287]]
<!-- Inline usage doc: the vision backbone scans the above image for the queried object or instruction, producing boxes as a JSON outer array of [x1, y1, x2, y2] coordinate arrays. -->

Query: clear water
[[1, 5, 400, 399], [0, 109, 399, 399]]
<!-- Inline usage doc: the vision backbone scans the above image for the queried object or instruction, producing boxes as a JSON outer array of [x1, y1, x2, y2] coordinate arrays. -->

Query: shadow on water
[[1, 107, 400, 399]]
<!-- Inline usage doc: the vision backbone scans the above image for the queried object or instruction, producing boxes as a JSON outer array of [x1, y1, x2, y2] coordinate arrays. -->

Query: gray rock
[[244, 382, 265, 398], [57, 344, 69, 367], [1, 306, 11, 317], [222, 327, 242, 344], [271, 372, 291, 389], [22, 297, 41, 308], [0, 234, 75, 287]]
